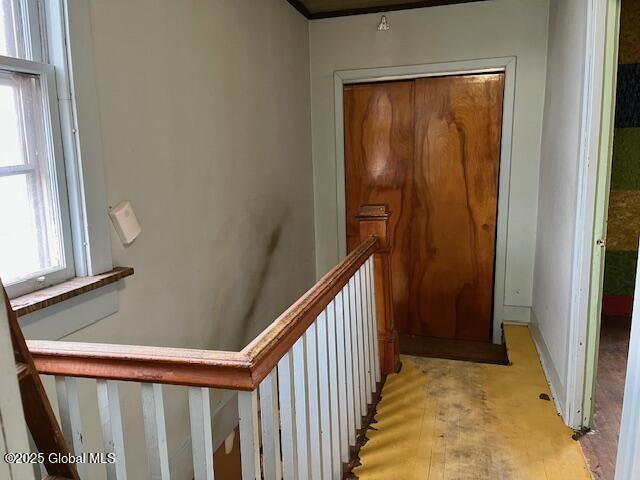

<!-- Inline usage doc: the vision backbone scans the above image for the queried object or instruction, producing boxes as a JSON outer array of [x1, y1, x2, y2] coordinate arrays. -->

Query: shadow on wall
[[238, 222, 283, 345], [207, 201, 291, 351]]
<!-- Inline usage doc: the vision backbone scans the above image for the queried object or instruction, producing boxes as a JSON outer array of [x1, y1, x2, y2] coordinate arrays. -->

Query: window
[[0, 0, 75, 297]]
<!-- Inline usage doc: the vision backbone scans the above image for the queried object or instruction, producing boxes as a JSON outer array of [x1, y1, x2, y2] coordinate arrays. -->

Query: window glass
[[0, 69, 65, 284], [0, 0, 27, 59]]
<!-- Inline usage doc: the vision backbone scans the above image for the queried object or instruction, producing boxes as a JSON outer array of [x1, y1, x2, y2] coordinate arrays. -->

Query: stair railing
[[24, 204, 399, 480]]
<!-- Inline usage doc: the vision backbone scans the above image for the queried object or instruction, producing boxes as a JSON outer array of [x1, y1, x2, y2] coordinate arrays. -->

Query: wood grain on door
[[345, 73, 504, 342]]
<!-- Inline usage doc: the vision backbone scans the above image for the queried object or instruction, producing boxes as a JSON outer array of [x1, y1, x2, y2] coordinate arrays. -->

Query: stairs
[[3, 285, 79, 480]]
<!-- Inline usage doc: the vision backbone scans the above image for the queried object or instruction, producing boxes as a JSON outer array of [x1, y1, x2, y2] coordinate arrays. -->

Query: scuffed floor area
[[580, 315, 631, 479], [354, 325, 592, 480]]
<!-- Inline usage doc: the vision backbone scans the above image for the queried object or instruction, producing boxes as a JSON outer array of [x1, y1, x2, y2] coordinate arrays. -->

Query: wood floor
[[354, 325, 591, 479], [580, 315, 632, 480]]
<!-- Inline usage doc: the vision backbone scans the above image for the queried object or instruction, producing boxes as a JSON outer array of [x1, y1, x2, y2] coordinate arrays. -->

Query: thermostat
[[109, 201, 141, 245]]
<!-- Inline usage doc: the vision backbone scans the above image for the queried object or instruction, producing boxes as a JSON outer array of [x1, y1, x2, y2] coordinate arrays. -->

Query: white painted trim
[[503, 306, 532, 324], [188, 387, 214, 480], [258, 372, 282, 479], [141, 384, 171, 480], [57, 0, 113, 275], [325, 298, 342, 479], [304, 323, 322, 480], [530, 313, 566, 419], [38, 0, 113, 277], [0, 53, 76, 298], [315, 309, 333, 478], [43, 0, 90, 279], [333, 56, 517, 344], [8, 0, 120, 337], [292, 336, 310, 479], [97, 380, 127, 480], [169, 390, 238, 480], [347, 276, 362, 431], [565, 0, 611, 430], [276, 351, 298, 480], [503, 320, 529, 327], [238, 390, 261, 480], [55, 376, 88, 479], [615, 251, 640, 479], [341, 283, 356, 448]]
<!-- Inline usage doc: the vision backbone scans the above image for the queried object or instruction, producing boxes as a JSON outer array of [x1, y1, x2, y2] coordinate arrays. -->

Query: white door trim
[[333, 56, 516, 344], [566, 0, 617, 430]]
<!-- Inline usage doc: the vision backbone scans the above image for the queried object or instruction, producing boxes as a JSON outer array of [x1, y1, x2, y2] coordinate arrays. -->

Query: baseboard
[[170, 390, 239, 479], [503, 320, 529, 327], [503, 305, 532, 323], [529, 312, 566, 420]]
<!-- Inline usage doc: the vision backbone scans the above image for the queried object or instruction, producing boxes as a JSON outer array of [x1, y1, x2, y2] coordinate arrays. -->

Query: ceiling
[[286, 0, 485, 19]]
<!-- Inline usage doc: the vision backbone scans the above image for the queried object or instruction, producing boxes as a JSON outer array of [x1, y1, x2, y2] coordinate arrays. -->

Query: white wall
[[39, 1, 314, 478], [531, 0, 588, 418], [309, 0, 550, 316]]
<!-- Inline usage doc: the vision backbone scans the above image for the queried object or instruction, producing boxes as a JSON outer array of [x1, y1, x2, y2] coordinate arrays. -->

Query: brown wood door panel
[[344, 73, 504, 343], [344, 80, 415, 336]]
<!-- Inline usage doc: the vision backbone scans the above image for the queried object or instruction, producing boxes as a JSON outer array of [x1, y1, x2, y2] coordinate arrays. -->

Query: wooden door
[[345, 73, 504, 343]]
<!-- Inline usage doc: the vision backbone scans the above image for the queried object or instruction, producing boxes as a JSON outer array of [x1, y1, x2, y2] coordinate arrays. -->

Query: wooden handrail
[[242, 235, 378, 384], [27, 236, 379, 390], [27, 342, 253, 389]]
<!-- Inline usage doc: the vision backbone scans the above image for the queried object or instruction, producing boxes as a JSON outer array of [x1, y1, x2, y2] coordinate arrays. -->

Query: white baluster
[[188, 387, 214, 480], [141, 384, 171, 480], [97, 380, 127, 480], [292, 337, 310, 479], [306, 322, 323, 479], [348, 276, 363, 430], [339, 286, 356, 450], [368, 257, 381, 383], [316, 308, 333, 478], [55, 376, 87, 479], [259, 371, 282, 480], [238, 390, 261, 480], [277, 350, 298, 480], [326, 299, 343, 478], [359, 266, 373, 405], [365, 259, 377, 393], [354, 271, 368, 416]]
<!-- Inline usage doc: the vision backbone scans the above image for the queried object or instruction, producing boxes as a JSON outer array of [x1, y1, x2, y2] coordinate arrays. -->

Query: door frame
[[334, 57, 517, 344], [566, 0, 620, 430], [578, 0, 621, 429]]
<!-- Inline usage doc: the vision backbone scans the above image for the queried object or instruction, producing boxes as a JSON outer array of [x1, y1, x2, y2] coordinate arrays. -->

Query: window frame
[[2, 0, 114, 306], [0, 53, 76, 297]]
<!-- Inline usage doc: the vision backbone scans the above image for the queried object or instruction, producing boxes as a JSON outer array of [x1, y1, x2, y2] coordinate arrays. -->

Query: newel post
[[357, 204, 400, 375]]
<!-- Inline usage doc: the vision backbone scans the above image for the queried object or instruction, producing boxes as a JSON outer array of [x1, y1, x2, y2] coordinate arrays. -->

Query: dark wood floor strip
[[399, 333, 509, 365]]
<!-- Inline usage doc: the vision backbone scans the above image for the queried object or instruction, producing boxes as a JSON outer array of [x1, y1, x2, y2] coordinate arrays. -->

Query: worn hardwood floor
[[354, 325, 591, 479], [580, 315, 632, 480]]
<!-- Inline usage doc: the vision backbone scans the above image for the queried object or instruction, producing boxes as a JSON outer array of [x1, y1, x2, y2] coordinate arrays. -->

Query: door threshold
[[399, 333, 510, 365]]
